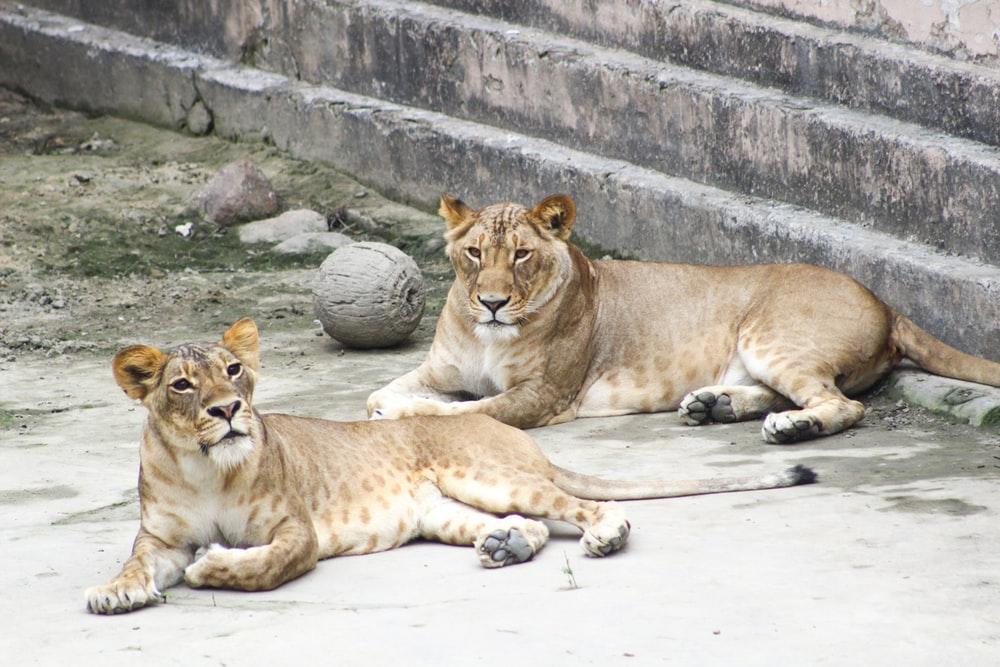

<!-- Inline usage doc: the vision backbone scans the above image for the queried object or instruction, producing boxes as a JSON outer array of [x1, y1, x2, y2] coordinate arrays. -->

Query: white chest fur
[[456, 332, 519, 397], [144, 454, 255, 548]]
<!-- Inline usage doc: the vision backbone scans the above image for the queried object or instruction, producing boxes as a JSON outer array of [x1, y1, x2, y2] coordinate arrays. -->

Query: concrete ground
[[2, 89, 999, 665], [3, 327, 1000, 665]]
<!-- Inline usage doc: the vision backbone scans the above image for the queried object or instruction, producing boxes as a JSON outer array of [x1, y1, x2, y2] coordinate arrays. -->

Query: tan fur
[[368, 194, 1000, 442], [86, 319, 814, 614]]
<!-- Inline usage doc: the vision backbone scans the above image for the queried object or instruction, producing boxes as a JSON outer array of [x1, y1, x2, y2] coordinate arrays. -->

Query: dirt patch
[[878, 496, 988, 516], [0, 88, 461, 361], [0, 484, 78, 504]]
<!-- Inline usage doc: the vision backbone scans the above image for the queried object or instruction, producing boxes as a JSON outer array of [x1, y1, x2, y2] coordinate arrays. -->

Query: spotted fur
[[87, 319, 815, 614]]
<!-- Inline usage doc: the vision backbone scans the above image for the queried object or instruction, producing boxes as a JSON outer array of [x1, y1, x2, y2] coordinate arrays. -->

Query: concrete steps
[[429, 0, 1000, 148], [239, 0, 1000, 265], [1, 2, 998, 362], [18, 0, 1000, 265]]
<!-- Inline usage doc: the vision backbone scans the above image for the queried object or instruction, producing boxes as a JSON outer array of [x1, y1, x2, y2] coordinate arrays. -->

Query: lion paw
[[85, 576, 162, 615], [183, 544, 230, 588], [679, 390, 736, 425], [762, 411, 821, 444], [475, 528, 536, 568], [580, 520, 630, 557], [367, 392, 420, 420]]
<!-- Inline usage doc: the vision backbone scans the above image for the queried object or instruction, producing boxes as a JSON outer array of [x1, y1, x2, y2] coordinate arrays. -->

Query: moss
[[979, 407, 1000, 429], [39, 212, 331, 278]]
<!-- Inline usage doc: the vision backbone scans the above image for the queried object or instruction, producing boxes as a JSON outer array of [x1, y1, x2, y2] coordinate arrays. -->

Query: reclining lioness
[[85, 318, 814, 614], [368, 194, 1000, 442]]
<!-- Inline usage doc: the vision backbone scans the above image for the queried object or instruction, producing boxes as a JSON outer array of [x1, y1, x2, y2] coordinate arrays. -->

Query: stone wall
[[730, 0, 1000, 63]]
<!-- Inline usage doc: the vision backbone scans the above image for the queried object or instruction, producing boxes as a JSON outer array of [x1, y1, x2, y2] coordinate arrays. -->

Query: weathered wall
[[729, 0, 1000, 62], [22, 0, 260, 60]]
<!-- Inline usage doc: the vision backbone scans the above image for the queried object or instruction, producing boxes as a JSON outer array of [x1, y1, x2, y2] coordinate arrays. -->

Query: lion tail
[[551, 464, 816, 501], [893, 314, 1000, 387]]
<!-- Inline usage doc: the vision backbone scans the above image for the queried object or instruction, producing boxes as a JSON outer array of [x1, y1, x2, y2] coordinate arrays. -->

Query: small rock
[[238, 209, 327, 244], [197, 160, 279, 226], [423, 237, 446, 254], [343, 209, 383, 233], [175, 222, 194, 238], [272, 231, 355, 255], [354, 190, 368, 198], [79, 133, 118, 152], [186, 100, 213, 136]]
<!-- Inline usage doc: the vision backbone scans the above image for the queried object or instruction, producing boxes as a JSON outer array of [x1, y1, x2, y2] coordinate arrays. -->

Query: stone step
[[427, 0, 1000, 148], [25, 0, 1000, 149], [23, 0, 1000, 265], [283, 0, 1000, 264], [2, 5, 997, 362]]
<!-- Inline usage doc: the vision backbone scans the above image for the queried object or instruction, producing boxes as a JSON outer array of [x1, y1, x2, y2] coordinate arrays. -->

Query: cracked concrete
[[3, 327, 1000, 664]]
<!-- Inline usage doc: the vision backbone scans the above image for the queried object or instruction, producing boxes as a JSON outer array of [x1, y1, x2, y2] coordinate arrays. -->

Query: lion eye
[[514, 249, 530, 260], [227, 363, 242, 377], [170, 378, 193, 392], [466, 247, 481, 259]]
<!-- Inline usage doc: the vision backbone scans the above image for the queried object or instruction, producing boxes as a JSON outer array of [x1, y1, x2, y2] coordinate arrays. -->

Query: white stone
[[272, 232, 355, 254], [238, 209, 327, 244]]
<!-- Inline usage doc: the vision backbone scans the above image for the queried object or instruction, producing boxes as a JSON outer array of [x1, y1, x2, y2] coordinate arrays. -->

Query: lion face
[[440, 194, 577, 340], [112, 319, 261, 469]]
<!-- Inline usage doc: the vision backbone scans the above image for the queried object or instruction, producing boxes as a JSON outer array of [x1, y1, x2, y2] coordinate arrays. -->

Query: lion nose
[[207, 400, 242, 421], [478, 296, 510, 314]]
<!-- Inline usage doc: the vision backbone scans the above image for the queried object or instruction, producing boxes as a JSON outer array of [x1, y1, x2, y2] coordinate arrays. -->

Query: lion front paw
[[366, 392, 415, 420], [183, 544, 234, 588], [85, 575, 162, 615]]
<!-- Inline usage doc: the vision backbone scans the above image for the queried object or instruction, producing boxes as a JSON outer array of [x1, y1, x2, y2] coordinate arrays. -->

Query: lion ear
[[438, 194, 474, 231], [531, 194, 576, 240], [113, 345, 167, 401], [221, 318, 260, 371]]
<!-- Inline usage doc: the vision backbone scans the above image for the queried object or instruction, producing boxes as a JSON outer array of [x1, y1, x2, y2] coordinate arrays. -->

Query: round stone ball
[[312, 241, 425, 349]]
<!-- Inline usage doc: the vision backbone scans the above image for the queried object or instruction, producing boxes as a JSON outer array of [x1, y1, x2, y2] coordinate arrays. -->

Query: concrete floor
[[3, 327, 999, 666]]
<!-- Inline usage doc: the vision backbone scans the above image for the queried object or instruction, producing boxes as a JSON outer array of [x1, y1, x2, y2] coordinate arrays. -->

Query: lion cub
[[86, 318, 813, 614], [369, 194, 1000, 442]]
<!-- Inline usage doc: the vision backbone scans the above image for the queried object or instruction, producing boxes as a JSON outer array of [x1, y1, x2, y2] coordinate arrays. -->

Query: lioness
[[368, 194, 1000, 442], [86, 318, 814, 614]]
